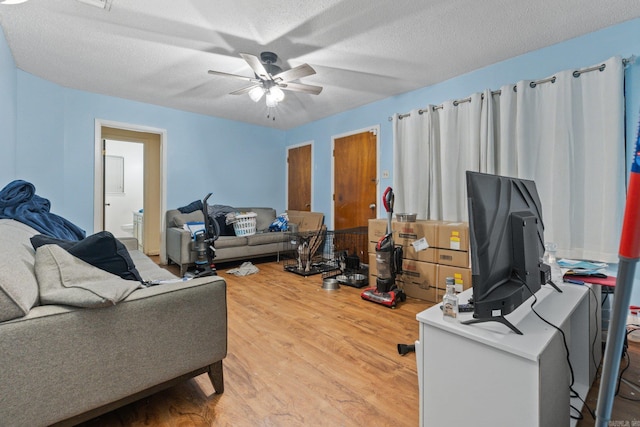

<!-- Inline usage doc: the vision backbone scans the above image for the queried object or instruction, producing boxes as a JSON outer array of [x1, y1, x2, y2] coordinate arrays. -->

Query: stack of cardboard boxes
[[368, 218, 471, 303]]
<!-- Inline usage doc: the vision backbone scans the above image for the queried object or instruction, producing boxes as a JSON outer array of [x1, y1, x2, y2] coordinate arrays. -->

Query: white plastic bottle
[[442, 278, 459, 322], [544, 242, 564, 286]]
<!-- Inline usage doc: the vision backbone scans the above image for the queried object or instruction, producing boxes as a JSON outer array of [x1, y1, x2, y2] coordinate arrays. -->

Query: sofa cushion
[[215, 235, 248, 249], [30, 231, 144, 282], [172, 211, 204, 227], [35, 244, 141, 308], [0, 219, 39, 321], [127, 250, 177, 282], [246, 232, 290, 246]]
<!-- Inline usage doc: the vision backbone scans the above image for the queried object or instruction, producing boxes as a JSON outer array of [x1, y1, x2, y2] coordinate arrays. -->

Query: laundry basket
[[233, 212, 257, 236]]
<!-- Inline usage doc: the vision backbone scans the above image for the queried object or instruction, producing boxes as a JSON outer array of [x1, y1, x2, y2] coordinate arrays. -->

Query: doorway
[[103, 140, 144, 242], [332, 128, 378, 230], [94, 122, 165, 258], [287, 142, 313, 211]]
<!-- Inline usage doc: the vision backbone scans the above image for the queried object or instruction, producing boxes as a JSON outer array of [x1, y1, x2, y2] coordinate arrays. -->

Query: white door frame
[[93, 119, 168, 262]]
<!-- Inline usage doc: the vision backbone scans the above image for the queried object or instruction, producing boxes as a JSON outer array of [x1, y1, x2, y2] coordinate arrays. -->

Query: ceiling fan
[[208, 52, 323, 108]]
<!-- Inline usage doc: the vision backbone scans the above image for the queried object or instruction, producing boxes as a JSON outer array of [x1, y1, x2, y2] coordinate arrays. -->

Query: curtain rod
[[390, 56, 635, 121]]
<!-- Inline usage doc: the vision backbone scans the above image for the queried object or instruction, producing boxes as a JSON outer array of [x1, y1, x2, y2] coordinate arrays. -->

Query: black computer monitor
[[462, 171, 552, 335]]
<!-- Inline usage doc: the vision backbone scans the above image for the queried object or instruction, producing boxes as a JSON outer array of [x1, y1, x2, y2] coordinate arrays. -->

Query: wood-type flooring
[[77, 258, 639, 426]]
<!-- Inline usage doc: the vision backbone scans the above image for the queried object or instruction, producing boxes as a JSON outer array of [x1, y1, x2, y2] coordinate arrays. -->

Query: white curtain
[[510, 56, 625, 262], [392, 110, 432, 219], [435, 93, 486, 221], [393, 56, 625, 262]]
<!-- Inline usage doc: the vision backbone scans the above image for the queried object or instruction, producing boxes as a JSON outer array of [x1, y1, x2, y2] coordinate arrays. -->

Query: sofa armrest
[[0, 276, 227, 427], [166, 226, 195, 265]]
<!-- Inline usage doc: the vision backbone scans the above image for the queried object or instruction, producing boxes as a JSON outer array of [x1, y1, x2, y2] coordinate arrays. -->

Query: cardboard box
[[399, 244, 437, 263], [396, 259, 438, 302], [436, 221, 469, 251], [392, 220, 437, 245], [368, 219, 388, 242], [392, 220, 437, 263], [286, 210, 325, 233], [437, 264, 472, 293], [436, 248, 470, 268]]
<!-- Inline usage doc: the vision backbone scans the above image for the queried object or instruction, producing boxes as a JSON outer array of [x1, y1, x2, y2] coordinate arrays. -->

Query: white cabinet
[[133, 211, 143, 251], [416, 284, 600, 427]]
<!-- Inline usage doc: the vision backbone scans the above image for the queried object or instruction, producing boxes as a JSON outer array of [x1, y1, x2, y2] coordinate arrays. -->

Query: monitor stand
[[540, 263, 563, 293], [461, 316, 523, 335], [547, 279, 562, 293]]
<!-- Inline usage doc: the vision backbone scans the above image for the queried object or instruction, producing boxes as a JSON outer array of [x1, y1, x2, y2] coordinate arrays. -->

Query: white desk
[[416, 283, 600, 427]]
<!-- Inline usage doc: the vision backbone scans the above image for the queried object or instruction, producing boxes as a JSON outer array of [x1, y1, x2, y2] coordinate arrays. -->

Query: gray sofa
[[0, 219, 227, 427], [166, 207, 324, 276]]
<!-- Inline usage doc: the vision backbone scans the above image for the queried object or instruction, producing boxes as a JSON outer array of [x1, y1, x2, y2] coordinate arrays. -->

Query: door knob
[[369, 203, 376, 209]]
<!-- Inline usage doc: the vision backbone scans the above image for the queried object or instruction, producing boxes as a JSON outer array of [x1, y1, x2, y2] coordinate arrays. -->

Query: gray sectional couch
[[0, 219, 227, 427], [166, 207, 324, 276]]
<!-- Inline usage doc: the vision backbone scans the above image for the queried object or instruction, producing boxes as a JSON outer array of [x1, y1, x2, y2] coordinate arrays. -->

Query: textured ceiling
[[1, 0, 640, 129]]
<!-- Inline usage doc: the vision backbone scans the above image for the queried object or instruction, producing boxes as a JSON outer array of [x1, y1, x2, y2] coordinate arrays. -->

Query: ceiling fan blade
[[273, 63, 316, 83], [207, 70, 260, 84], [279, 81, 323, 95], [229, 84, 261, 95], [239, 53, 270, 80]]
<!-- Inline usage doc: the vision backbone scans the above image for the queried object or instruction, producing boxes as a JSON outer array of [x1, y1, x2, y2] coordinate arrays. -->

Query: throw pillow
[[30, 231, 143, 282], [35, 245, 141, 308], [0, 219, 40, 322], [172, 211, 203, 227]]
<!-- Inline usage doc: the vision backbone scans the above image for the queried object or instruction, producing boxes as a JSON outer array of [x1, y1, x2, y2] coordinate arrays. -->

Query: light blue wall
[[14, 72, 287, 233], [0, 26, 16, 184]]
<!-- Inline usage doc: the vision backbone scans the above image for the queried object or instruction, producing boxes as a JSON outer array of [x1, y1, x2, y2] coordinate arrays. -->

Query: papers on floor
[[226, 261, 259, 276]]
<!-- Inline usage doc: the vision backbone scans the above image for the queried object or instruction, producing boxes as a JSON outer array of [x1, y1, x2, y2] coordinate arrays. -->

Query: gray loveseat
[[166, 207, 324, 276], [0, 219, 227, 427]]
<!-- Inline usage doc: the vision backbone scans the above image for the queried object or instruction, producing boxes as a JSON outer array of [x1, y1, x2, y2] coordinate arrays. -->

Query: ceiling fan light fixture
[[270, 86, 285, 103], [265, 92, 278, 108], [248, 86, 264, 102]]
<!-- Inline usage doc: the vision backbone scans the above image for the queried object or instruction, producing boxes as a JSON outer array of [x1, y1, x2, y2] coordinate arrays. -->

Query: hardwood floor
[[79, 258, 640, 427]]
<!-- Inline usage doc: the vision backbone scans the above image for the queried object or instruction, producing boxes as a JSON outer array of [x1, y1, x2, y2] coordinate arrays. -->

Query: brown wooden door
[[287, 144, 312, 211], [333, 130, 377, 230]]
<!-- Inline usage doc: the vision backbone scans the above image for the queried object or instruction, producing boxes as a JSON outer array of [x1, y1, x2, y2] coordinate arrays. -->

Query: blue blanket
[[0, 180, 86, 241]]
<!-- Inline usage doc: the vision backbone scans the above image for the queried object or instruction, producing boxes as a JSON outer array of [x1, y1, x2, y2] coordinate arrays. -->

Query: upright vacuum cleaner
[[361, 187, 406, 308], [189, 193, 219, 278]]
